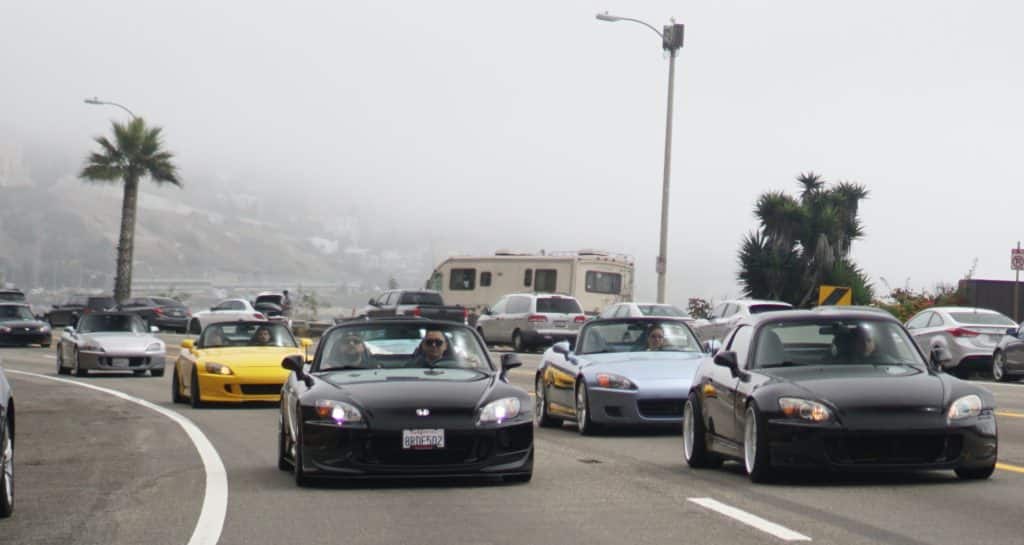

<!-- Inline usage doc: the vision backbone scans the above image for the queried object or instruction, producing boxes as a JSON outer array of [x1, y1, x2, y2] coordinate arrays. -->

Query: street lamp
[[597, 11, 685, 304], [83, 96, 137, 119]]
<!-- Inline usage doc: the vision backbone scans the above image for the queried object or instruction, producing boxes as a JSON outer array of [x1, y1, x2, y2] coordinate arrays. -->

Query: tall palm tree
[[80, 118, 180, 303], [738, 172, 872, 306]]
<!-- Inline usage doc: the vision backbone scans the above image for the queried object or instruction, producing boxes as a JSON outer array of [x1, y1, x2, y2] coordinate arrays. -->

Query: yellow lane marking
[[997, 462, 1024, 474], [996, 411, 1024, 419]]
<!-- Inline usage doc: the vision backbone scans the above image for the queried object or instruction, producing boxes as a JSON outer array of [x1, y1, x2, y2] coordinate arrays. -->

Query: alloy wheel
[[744, 407, 758, 475], [683, 400, 695, 462], [993, 353, 1006, 382], [1, 425, 12, 514], [575, 385, 588, 434]]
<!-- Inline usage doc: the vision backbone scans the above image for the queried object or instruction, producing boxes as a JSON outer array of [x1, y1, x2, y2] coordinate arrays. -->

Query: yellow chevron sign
[[818, 285, 852, 306]]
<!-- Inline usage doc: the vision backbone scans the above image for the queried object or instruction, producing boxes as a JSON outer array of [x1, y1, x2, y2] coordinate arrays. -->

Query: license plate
[[402, 429, 445, 450], [554, 320, 567, 328], [111, 358, 130, 368]]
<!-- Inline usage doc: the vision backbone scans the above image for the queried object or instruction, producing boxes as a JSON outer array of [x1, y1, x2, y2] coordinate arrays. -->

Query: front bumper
[[587, 384, 688, 426], [196, 367, 289, 403], [763, 415, 998, 471], [299, 420, 534, 479], [77, 350, 165, 371], [0, 331, 51, 346]]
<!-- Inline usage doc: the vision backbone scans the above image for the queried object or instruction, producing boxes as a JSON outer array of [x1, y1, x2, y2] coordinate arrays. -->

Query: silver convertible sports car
[[56, 312, 166, 376], [535, 318, 706, 434]]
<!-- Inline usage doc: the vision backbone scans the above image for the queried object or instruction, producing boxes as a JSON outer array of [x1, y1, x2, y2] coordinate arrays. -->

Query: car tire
[[575, 382, 600, 435], [993, 352, 1009, 382], [293, 416, 313, 487], [190, 368, 205, 409], [534, 376, 561, 428], [171, 368, 186, 404], [73, 348, 85, 377], [743, 403, 775, 483], [0, 421, 13, 518], [150, 368, 164, 378], [56, 346, 70, 376], [683, 393, 722, 469], [955, 463, 996, 480], [278, 417, 292, 471], [512, 330, 526, 353]]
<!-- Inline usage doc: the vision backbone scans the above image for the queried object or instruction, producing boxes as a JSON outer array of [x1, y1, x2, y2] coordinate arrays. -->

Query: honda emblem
[[415, 408, 430, 417]]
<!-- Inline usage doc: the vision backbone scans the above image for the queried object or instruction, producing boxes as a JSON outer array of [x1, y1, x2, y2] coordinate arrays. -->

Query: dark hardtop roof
[[744, 308, 901, 327]]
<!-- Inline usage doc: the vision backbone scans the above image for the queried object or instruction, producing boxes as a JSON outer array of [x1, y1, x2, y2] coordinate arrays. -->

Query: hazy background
[[2, 1, 1022, 303]]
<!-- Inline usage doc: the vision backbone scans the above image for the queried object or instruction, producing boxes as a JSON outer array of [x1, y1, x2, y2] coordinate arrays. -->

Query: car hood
[[198, 347, 303, 367], [322, 371, 494, 414], [82, 332, 161, 350], [762, 365, 948, 429], [580, 351, 705, 381]]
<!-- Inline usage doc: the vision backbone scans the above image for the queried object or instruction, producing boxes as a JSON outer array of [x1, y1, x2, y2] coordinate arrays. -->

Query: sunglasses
[[649, 335, 665, 340], [423, 338, 446, 347], [344, 338, 363, 345]]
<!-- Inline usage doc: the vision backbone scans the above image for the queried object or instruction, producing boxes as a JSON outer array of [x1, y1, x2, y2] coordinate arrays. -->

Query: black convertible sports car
[[277, 318, 533, 485], [683, 309, 998, 482], [1, 365, 14, 518]]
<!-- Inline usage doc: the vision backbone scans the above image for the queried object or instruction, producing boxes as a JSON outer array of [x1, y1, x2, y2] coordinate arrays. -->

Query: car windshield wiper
[[759, 361, 805, 368], [323, 365, 372, 371]]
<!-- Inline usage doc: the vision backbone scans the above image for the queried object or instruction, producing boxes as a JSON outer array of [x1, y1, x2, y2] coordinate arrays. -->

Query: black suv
[[44, 295, 116, 327]]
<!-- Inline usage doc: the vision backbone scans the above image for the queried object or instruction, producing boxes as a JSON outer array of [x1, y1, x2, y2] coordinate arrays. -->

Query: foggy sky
[[3, 1, 1022, 303]]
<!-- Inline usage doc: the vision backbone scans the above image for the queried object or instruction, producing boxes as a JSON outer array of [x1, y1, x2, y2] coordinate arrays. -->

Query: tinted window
[[906, 312, 931, 329], [152, 297, 181, 306], [449, 268, 476, 290], [585, 271, 622, 294], [315, 323, 493, 375], [201, 322, 297, 348], [78, 314, 147, 333], [727, 325, 754, 367], [536, 297, 582, 314], [753, 319, 924, 367], [507, 296, 531, 314], [480, 272, 492, 287], [749, 304, 792, 314], [0, 306, 34, 321], [535, 269, 557, 292], [0, 291, 26, 302], [87, 297, 116, 309], [949, 312, 1016, 326], [398, 292, 444, 305]]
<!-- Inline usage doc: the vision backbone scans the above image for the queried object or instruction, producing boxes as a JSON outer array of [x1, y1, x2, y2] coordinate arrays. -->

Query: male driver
[[408, 329, 450, 368], [330, 332, 374, 369]]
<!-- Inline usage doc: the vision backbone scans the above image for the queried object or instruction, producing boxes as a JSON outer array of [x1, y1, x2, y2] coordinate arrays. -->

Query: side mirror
[[64, 326, 75, 335], [713, 350, 740, 376], [930, 346, 953, 369], [282, 355, 310, 385], [552, 340, 571, 356], [500, 353, 523, 372], [368, 298, 376, 306], [703, 339, 722, 356], [181, 339, 195, 349]]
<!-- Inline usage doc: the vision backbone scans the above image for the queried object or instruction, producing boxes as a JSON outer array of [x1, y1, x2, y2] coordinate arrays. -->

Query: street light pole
[[83, 97, 138, 120], [597, 13, 684, 303]]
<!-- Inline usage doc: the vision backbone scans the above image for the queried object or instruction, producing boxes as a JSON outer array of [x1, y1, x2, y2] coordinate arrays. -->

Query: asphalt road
[[2, 337, 1024, 545]]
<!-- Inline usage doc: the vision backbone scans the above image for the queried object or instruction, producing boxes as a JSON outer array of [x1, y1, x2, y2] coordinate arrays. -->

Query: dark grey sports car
[[683, 309, 998, 482], [278, 318, 533, 485], [0, 304, 51, 347]]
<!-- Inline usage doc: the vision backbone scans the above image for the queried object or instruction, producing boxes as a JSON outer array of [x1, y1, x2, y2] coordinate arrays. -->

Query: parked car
[[0, 364, 13, 518], [278, 318, 532, 485], [56, 312, 165, 376], [992, 323, 1024, 382], [0, 289, 25, 303], [360, 289, 468, 323], [44, 295, 116, 327], [691, 299, 792, 343], [476, 293, 587, 352], [683, 309, 998, 482], [598, 302, 692, 321], [535, 317, 705, 434], [187, 298, 267, 334], [118, 297, 191, 333], [252, 291, 293, 329], [905, 306, 1016, 378], [0, 303, 52, 347], [172, 321, 311, 407]]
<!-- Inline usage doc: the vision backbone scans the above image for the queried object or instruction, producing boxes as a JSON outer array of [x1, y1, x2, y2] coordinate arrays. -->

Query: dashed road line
[[997, 462, 1024, 474], [688, 497, 812, 542], [996, 410, 1024, 419]]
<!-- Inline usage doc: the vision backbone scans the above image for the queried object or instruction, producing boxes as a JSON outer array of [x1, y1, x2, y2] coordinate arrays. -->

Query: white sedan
[[186, 298, 267, 334]]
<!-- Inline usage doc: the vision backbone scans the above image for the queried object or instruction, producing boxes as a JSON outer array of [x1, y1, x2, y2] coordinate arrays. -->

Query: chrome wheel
[[534, 378, 545, 422], [993, 353, 1007, 382], [575, 385, 588, 434], [683, 400, 695, 462], [1, 424, 12, 515], [744, 407, 757, 475]]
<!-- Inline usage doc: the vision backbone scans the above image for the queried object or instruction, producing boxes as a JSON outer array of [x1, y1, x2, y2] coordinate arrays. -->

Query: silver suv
[[476, 293, 587, 352]]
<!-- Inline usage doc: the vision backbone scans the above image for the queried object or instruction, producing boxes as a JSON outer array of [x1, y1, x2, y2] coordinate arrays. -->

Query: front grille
[[240, 384, 283, 395], [637, 399, 685, 418], [825, 434, 962, 465], [100, 356, 150, 367], [361, 432, 485, 466]]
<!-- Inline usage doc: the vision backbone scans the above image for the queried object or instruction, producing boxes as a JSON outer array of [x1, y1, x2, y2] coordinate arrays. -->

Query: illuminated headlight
[[40, 325, 51, 333], [478, 397, 523, 424], [778, 397, 832, 423], [595, 373, 636, 390], [145, 342, 164, 353], [80, 342, 105, 352], [947, 394, 983, 420], [315, 399, 363, 425], [204, 362, 233, 375]]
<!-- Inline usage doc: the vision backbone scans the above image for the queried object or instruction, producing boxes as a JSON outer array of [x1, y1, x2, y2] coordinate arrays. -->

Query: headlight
[[204, 362, 233, 375], [778, 397, 832, 423], [595, 373, 636, 390], [315, 399, 363, 425], [947, 394, 982, 420], [478, 397, 522, 424], [0, 327, 10, 334], [145, 342, 164, 353], [80, 342, 105, 352], [40, 325, 51, 333]]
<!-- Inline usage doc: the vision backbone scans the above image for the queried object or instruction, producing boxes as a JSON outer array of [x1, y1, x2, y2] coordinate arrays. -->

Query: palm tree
[[738, 172, 872, 306], [80, 118, 181, 303]]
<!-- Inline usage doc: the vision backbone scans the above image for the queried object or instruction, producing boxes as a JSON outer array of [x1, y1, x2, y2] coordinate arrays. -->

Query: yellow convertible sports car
[[172, 321, 312, 407]]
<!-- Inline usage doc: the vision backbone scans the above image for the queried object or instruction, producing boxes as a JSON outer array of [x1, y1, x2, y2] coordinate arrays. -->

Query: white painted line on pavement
[[43, 354, 55, 359], [6, 369, 227, 545], [688, 497, 811, 542]]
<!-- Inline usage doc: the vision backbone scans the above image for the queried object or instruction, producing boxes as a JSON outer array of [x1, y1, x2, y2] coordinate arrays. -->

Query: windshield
[[200, 322, 297, 348], [949, 312, 1015, 326], [637, 304, 687, 317], [0, 292, 25, 302], [398, 292, 444, 305], [536, 297, 582, 314], [78, 314, 148, 333], [315, 323, 492, 375], [749, 304, 792, 314], [753, 319, 925, 368], [0, 306, 34, 321], [578, 320, 702, 354]]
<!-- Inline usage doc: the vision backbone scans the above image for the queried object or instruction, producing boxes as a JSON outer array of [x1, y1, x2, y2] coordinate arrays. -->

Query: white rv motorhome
[[426, 250, 634, 316]]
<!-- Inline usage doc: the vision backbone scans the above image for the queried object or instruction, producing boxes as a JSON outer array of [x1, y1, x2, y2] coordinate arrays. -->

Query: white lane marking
[[43, 354, 55, 359], [688, 497, 811, 542], [6, 369, 227, 545]]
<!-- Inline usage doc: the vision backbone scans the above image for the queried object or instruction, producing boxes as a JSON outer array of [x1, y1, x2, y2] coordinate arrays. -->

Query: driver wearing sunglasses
[[408, 329, 451, 368], [327, 332, 375, 369]]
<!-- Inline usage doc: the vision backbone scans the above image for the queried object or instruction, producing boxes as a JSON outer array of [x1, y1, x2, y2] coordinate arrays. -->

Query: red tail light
[[528, 314, 547, 323], [254, 312, 267, 320], [948, 327, 980, 338], [574, 315, 587, 323], [410, 307, 422, 317], [153, 307, 165, 316]]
